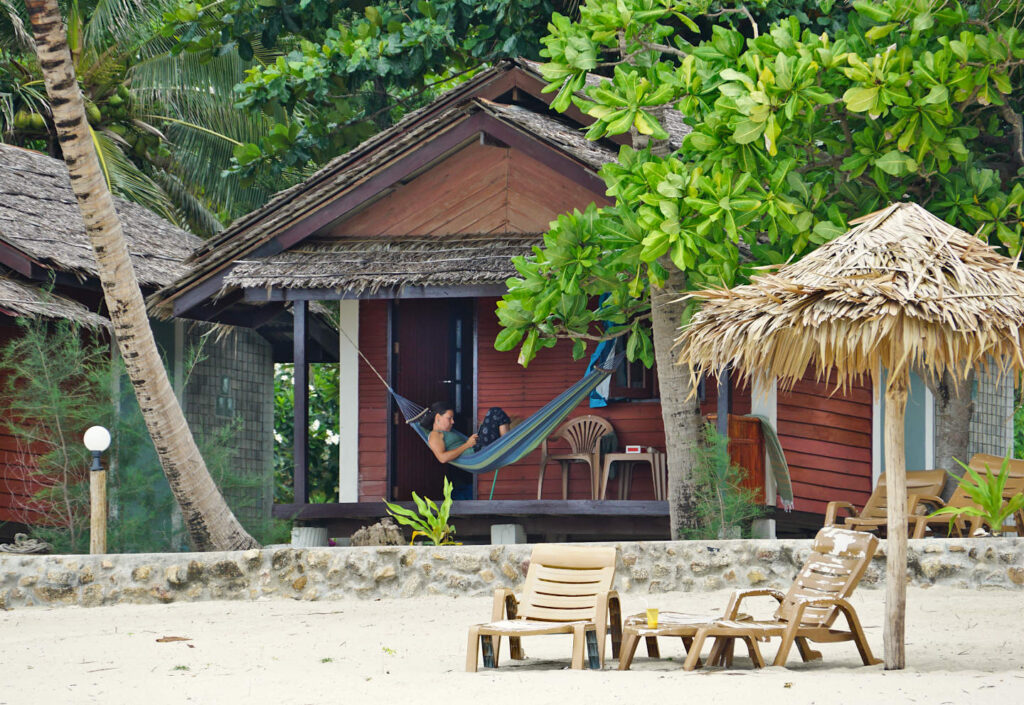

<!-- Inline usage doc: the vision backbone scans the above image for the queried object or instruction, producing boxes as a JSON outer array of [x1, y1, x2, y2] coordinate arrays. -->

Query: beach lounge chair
[[823, 469, 946, 534], [910, 453, 1024, 538], [466, 544, 621, 672], [617, 527, 880, 671], [536, 415, 614, 499]]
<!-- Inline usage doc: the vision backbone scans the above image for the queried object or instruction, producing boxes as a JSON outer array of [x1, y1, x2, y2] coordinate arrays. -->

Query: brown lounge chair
[[911, 453, 1024, 538], [466, 544, 622, 672], [824, 469, 947, 534], [618, 527, 881, 671]]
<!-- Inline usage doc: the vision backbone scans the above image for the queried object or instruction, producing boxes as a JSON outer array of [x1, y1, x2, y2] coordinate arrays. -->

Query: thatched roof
[[0, 143, 201, 288], [229, 233, 542, 296], [676, 202, 1024, 388], [150, 63, 522, 316], [475, 100, 616, 169], [150, 60, 620, 316], [0, 275, 109, 328]]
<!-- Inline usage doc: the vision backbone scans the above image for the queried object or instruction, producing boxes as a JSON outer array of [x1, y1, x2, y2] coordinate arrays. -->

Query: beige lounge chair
[[618, 527, 881, 671], [466, 544, 621, 672], [537, 415, 614, 499], [823, 469, 946, 534], [911, 453, 1024, 538]]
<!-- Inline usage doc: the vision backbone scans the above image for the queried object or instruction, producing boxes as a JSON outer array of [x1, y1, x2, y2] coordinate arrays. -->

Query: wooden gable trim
[[173, 109, 607, 317], [0, 242, 38, 278]]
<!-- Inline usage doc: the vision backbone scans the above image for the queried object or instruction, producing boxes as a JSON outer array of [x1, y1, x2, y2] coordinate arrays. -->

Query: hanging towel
[[751, 414, 795, 512]]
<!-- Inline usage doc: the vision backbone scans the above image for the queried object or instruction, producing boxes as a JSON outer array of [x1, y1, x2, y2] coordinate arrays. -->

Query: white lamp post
[[83, 425, 111, 554]]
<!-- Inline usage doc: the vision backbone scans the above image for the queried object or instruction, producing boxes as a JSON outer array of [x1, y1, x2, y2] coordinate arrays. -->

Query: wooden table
[[618, 611, 753, 671], [600, 450, 667, 501]]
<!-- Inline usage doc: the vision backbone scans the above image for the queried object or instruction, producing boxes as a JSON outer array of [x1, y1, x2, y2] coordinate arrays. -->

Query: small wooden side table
[[600, 450, 667, 500], [618, 611, 753, 671]]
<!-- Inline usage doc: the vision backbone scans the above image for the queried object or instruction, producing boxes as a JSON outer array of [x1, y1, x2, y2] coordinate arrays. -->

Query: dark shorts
[[475, 407, 510, 452]]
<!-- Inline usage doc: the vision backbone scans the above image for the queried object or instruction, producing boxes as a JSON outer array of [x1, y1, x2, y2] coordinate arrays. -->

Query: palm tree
[[2, 0, 274, 234], [24, 0, 258, 551]]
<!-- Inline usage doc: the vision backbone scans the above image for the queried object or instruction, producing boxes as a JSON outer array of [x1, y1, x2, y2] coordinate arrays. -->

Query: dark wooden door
[[391, 299, 475, 501]]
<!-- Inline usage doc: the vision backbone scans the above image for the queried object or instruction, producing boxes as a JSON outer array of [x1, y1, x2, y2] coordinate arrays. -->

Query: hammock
[[390, 352, 623, 482]]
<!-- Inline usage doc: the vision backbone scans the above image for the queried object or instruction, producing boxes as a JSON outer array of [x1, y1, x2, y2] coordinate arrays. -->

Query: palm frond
[[149, 168, 223, 237], [82, 0, 175, 48], [92, 128, 177, 224], [0, 0, 34, 52]]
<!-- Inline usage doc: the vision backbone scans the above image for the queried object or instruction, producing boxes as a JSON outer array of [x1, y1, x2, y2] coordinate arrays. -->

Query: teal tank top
[[442, 430, 464, 451]]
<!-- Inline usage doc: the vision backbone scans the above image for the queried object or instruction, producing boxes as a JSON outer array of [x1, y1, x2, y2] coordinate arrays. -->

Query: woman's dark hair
[[420, 401, 451, 430]]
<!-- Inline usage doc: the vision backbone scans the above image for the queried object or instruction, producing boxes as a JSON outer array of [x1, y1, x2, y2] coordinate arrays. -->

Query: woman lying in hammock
[[421, 402, 510, 464]]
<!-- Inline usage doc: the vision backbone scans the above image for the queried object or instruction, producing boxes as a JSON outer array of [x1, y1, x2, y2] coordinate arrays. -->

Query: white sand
[[2, 587, 1022, 704]]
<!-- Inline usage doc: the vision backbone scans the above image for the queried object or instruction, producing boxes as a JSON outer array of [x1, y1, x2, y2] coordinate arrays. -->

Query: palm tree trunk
[[26, 0, 258, 551]]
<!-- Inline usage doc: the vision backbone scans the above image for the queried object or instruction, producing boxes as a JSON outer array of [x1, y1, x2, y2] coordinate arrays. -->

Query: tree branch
[[639, 40, 688, 58], [704, 5, 759, 38], [999, 103, 1024, 170], [547, 313, 652, 343]]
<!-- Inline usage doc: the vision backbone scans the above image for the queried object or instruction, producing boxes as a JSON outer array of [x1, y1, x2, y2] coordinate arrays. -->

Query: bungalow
[[0, 143, 286, 544], [150, 60, 1014, 542]]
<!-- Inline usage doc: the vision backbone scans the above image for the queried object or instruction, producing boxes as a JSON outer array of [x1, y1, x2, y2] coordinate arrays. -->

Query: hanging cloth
[[751, 414, 795, 512], [391, 351, 623, 476]]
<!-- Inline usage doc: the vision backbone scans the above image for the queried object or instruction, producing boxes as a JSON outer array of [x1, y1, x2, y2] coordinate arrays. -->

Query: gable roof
[[0, 144, 202, 289], [149, 59, 627, 318]]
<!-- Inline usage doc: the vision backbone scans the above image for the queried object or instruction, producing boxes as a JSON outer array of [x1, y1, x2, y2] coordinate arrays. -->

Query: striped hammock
[[390, 352, 623, 477]]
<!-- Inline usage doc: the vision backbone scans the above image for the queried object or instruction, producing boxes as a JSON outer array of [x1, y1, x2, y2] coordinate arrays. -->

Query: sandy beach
[[2, 586, 1022, 704]]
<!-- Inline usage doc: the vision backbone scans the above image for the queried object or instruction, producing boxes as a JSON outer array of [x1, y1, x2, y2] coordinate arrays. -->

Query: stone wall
[[1, 538, 1021, 610]]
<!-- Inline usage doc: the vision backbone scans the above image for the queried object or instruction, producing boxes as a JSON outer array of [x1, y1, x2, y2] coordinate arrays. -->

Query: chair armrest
[[824, 501, 857, 526], [491, 588, 518, 622], [910, 494, 945, 512], [723, 588, 785, 619], [594, 590, 621, 628], [785, 595, 852, 625]]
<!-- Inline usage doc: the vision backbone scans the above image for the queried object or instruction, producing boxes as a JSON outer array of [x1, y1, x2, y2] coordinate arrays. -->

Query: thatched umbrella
[[676, 202, 1024, 669]]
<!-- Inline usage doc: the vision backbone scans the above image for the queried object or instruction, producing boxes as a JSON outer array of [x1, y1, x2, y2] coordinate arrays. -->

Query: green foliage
[[382, 477, 459, 545], [927, 453, 1024, 536], [161, 0, 571, 183], [678, 423, 764, 540], [0, 316, 113, 551], [0, 315, 279, 552], [500, 0, 1024, 367], [273, 362, 340, 504]]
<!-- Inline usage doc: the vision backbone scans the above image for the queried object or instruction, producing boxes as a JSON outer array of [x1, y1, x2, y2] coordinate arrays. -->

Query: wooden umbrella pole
[[883, 371, 909, 670]]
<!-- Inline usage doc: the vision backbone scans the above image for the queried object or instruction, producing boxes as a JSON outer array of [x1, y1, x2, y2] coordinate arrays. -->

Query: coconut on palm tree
[[1, 0, 274, 235]]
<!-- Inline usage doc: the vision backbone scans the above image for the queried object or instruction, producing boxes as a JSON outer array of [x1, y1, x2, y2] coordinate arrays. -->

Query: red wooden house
[[151, 60, 1014, 542]]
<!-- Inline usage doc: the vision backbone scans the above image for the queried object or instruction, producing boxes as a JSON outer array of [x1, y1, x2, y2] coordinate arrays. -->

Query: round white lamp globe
[[83, 425, 111, 453]]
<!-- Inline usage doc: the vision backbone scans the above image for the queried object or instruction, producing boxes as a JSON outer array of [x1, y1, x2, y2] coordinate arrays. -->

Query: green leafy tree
[[273, 362, 341, 504], [498, 0, 1024, 535], [160, 0, 584, 186], [0, 0, 273, 232]]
